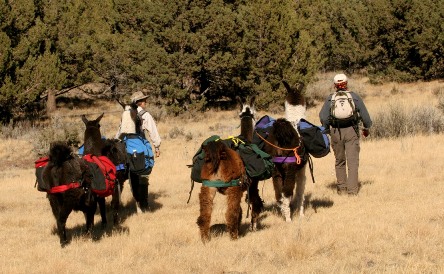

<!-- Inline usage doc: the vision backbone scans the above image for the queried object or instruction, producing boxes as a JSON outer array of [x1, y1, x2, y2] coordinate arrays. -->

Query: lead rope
[[187, 179, 195, 204], [255, 131, 302, 164]]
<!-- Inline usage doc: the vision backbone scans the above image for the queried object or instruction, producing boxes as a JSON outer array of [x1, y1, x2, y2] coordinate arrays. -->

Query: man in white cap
[[319, 73, 372, 195], [129, 90, 161, 212]]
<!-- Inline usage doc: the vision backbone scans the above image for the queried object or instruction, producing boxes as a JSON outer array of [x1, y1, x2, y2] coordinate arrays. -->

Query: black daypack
[[297, 119, 330, 158]]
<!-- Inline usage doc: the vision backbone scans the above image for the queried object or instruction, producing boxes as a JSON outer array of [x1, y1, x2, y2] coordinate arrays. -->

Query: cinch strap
[[272, 156, 297, 163], [48, 182, 81, 194], [202, 179, 240, 187]]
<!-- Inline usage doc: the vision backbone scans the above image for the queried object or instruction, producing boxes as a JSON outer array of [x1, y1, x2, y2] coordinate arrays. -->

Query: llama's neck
[[285, 101, 306, 125], [240, 116, 254, 143]]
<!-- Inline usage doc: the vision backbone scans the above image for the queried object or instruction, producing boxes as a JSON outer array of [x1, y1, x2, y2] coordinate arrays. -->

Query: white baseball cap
[[333, 73, 348, 84]]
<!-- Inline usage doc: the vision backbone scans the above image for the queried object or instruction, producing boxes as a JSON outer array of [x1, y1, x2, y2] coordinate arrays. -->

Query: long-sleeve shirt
[[137, 106, 162, 149], [319, 91, 372, 129]]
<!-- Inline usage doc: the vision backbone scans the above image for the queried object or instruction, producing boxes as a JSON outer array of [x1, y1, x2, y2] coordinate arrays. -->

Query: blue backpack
[[123, 134, 155, 175]]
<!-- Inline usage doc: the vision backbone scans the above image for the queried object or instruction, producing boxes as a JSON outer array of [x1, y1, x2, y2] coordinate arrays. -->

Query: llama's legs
[[225, 186, 243, 240], [130, 172, 149, 213], [111, 182, 121, 225], [84, 200, 97, 234], [48, 195, 69, 246], [248, 180, 263, 231], [138, 175, 149, 212], [281, 164, 297, 222], [272, 169, 283, 206], [197, 186, 216, 243], [292, 166, 307, 217], [273, 166, 292, 221], [57, 207, 72, 247], [97, 197, 107, 228]]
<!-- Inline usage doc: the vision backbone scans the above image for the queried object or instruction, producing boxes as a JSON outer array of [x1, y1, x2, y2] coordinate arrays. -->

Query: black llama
[[42, 142, 96, 247]]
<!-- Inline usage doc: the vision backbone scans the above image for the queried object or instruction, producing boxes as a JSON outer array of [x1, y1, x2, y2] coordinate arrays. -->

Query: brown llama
[[197, 96, 263, 242], [255, 81, 308, 222], [81, 113, 123, 227]]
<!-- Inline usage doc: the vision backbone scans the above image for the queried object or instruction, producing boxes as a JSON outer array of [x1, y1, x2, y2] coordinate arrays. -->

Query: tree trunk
[[46, 89, 56, 116]]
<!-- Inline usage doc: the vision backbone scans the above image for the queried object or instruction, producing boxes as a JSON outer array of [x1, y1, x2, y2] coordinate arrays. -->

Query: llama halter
[[254, 131, 302, 164]]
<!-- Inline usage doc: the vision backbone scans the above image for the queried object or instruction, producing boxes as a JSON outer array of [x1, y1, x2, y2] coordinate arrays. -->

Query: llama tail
[[49, 142, 73, 166]]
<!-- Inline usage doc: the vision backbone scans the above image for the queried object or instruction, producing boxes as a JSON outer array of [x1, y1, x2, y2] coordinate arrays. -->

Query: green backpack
[[190, 135, 274, 183], [190, 135, 221, 183], [237, 143, 274, 181]]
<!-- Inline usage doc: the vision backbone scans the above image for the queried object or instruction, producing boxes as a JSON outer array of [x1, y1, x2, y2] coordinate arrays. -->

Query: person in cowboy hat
[[125, 90, 161, 212], [319, 73, 372, 196]]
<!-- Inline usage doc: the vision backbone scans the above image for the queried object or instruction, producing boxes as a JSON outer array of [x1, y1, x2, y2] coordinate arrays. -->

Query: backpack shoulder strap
[[138, 109, 146, 117]]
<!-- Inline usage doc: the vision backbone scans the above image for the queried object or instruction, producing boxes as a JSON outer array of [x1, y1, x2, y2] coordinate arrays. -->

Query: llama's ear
[[116, 99, 125, 109], [283, 80, 305, 94], [96, 113, 104, 123], [249, 95, 256, 107], [236, 96, 243, 108], [81, 115, 88, 125], [282, 80, 292, 93], [295, 82, 304, 93]]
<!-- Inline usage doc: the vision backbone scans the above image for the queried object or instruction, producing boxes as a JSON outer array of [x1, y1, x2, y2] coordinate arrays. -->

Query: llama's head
[[282, 81, 306, 125]]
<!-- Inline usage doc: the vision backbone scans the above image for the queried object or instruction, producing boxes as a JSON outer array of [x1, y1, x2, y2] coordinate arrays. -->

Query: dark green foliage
[[1, 0, 443, 123]]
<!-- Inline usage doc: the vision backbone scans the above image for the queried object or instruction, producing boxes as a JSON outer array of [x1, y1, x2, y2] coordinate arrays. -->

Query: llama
[[81, 113, 123, 226], [256, 81, 308, 221], [197, 96, 262, 241], [42, 142, 96, 247]]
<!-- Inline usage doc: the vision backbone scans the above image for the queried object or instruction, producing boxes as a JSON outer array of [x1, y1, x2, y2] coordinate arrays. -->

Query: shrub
[[168, 126, 185, 139], [371, 102, 444, 139]]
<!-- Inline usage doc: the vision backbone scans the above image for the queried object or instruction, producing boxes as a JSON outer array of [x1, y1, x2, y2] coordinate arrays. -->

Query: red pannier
[[34, 156, 50, 192], [82, 154, 116, 198]]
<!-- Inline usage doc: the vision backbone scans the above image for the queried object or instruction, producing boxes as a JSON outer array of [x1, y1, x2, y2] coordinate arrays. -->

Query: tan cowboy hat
[[130, 91, 149, 103]]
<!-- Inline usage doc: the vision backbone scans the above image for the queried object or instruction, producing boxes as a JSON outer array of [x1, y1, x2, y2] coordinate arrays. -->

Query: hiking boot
[[337, 188, 347, 195]]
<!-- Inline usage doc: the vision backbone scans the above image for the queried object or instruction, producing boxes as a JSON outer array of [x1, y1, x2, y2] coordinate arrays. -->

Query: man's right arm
[[319, 95, 332, 128]]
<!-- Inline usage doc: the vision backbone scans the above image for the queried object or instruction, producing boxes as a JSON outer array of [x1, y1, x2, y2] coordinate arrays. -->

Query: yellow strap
[[223, 136, 245, 147]]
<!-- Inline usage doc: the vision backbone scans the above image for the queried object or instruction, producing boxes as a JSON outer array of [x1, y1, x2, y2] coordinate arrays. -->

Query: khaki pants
[[330, 126, 360, 194], [130, 172, 149, 211]]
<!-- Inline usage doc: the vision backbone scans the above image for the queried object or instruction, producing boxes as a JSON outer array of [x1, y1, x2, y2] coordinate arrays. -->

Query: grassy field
[[1, 76, 444, 273]]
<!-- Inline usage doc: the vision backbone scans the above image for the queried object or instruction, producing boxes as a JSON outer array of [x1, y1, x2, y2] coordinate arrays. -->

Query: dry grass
[[1, 76, 444, 273]]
